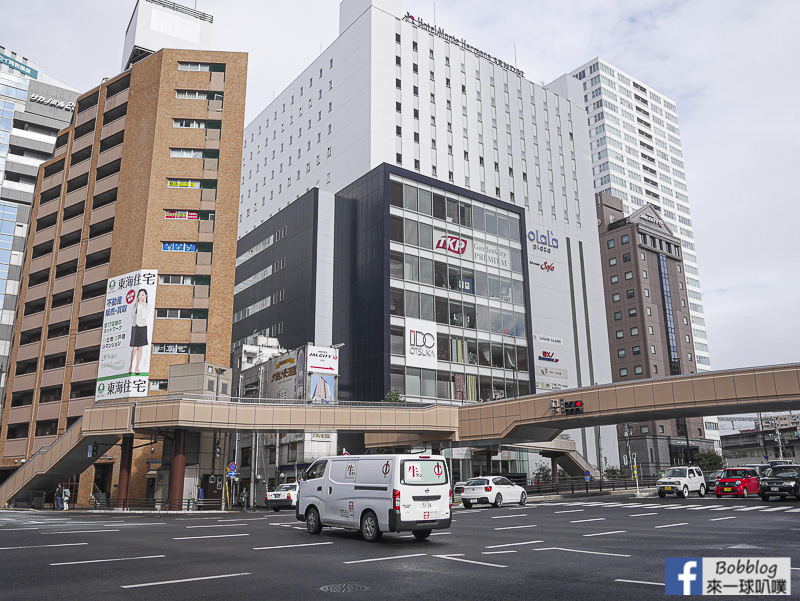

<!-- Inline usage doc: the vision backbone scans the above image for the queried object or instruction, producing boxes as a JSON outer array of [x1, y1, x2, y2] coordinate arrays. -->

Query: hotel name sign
[[403, 14, 524, 78]]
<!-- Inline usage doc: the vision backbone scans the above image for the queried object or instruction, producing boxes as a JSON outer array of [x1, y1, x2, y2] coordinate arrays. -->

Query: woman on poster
[[129, 289, 151, 375]]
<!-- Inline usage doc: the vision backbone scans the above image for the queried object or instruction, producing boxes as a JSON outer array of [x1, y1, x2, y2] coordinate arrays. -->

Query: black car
[[760, 465, 800, 501], [706, 470, 724, 494]]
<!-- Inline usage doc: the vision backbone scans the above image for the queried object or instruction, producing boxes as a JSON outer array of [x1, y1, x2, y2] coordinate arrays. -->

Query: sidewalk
[[453, 487, 657, 506]]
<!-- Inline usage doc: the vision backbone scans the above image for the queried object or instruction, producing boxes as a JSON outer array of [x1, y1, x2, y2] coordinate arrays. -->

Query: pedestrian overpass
[[2, 363, 799, 507]]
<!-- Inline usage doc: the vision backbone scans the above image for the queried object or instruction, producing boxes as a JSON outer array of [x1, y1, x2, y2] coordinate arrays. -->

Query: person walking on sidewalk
[[197, 485, 204, 511], [54, 485, 63, 511], [62, 486, 71, 511], [239, 488, 248, 512]]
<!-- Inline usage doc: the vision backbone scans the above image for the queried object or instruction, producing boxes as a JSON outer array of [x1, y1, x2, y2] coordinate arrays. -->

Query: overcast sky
[[5, 0, 799, 372]]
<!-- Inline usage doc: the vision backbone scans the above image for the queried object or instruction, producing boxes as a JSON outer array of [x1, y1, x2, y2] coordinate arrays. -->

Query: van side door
[[325, 459, 359, 527], [354, 458, 394, 531]]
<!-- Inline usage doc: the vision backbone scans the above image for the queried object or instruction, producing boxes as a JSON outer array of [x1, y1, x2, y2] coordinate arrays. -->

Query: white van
[[296, 454, 452, 541]]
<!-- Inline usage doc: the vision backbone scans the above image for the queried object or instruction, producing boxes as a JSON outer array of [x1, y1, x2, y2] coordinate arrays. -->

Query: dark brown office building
[[596, 192, 713, 475], [0, 49, 247, 504]]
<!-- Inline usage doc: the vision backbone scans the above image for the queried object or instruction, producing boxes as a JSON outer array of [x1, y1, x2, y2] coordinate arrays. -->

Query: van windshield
[[400, 459, 448, 486]]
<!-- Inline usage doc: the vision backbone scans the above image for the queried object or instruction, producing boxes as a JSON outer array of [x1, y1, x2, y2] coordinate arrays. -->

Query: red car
[[715, 468, 760, 498]]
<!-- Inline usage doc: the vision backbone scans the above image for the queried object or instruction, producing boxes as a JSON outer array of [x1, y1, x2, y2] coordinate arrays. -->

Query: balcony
[[36, 401, 62, 421], [198, 220, 214, 242], [57, 243, 81, 265], [83, 263, 108, 286], [48, 303, 74, 324], [64, 185, 88, 209], [97, 143, 123, 169], [75, 104, 98, 127], [52, 273, 77, 296], [3, 438, 28, 458], [53, 144, 67, 158], [60, 214, 85, 237], [89, 201, 115, 225], [209, 71, 225, 91], [40, 170, 64, 194], [71, 361, 98, 382], [12, 372, 36, 392], [8, 405, 33, 425], [93, 173, 119, 197], [68, 158, 91, 180], [30, 254, 53, 275], [103, 87, 128, 112], [33, 226, 56, 247], [100, 115, 126, 140], [26, 282, 48, 302], [37, 197, 60, 219], [79, 295, 105, 317], [40, 367, 66, 388], [87, 232, 112, 254], [75, 328, 101, 349], [45, 336, 69, 356], [21, 312, 44, 332], [17, 342, 41, 362], [71, 131, 94, 154]]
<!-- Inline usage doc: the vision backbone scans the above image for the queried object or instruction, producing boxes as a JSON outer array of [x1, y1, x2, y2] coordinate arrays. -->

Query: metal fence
[[524, 476, 658, 496], [92, 497, 224, 511]]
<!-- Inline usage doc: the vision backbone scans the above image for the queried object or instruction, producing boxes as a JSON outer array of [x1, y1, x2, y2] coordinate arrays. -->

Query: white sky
[[5, 0, 799, 371]]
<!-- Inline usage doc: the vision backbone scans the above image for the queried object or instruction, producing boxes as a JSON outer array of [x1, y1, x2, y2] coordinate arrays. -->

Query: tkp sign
[[435, 235, 468, 255]]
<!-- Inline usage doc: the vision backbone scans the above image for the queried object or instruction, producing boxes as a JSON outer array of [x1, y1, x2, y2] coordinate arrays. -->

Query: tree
[[531, 462, 568, 483], [382, 389, 405, 404], [695, 449, 724, 473], [604, 465, 625, 479]]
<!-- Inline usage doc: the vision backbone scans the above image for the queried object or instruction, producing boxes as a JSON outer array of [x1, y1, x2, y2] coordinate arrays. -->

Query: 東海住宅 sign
[[0, 52, 37, 79], [404, 317, 438, 370], [96, 269, 158, 400]]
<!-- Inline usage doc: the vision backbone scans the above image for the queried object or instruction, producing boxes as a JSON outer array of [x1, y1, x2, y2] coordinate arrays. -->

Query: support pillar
[[168, 429, 188, 511], [485, 448, 493, 475], [116, 434, 134, 509], [551, 456, 559, 484]]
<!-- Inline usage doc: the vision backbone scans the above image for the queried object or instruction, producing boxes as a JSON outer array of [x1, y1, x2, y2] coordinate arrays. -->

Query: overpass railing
[[95, 393, 447, 409]]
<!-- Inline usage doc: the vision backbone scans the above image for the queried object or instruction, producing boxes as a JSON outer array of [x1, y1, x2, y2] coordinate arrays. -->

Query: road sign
[[228, 462, 236, 472], [584, 470, 590, 483]]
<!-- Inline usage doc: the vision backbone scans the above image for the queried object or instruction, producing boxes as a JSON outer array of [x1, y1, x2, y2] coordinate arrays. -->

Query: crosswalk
[[469, 500, 800, 514]]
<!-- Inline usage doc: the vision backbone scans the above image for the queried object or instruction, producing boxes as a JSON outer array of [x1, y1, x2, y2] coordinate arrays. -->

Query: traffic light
[[563, 400, 584, 415], [91, 443, 99, 458]]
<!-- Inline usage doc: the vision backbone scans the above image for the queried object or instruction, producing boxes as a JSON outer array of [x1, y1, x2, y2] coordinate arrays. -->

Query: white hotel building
[[237, 0, 620, 470]]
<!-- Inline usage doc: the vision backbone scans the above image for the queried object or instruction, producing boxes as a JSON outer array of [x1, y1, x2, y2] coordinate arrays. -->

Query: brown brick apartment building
[[0, 49, 247, 505], [595, 192, 714, 476]]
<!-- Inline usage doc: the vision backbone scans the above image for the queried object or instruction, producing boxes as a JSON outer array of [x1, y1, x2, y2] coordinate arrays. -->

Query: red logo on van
[[436, 235, 467, 255]]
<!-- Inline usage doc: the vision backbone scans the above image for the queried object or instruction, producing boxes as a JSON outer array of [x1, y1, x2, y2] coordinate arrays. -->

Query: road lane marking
[[709, 507, 732, 511], [494, 524, 538, 531], [52, 555, 165, 566], [629, 513, 658, 517], [583, 531, 626, 537], [343, 553, 426, 564], [456, 509, 488, 514], [734, 507, 761, 512], [433, 554, 506, 568], [654, 523, 688, 529], [759, 507, 787, 512], [0, 542, 89, 550], [173, 534, 250, 540], [3, 528, 39, 531], [534, 547, 631, 558], [485, 540, 543, 549], [482, 550, 517, 555], [491, 514, 528, 519], [255, 542, 333, 550], [122, 573, 251, 589], [105, 523, 166, 527], [570, 518, 606, 523], [615, 579, 664, 586], [41, 530, 119, 535], [685, 506, 710, 511], [186, 524, 249, 529], [554, 510, 584, 514], [709, 516, 737, 522]]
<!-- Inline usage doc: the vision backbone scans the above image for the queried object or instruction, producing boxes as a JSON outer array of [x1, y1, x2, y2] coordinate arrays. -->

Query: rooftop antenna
[[433, 3, 436, 27], [514, 44, 518, 68]]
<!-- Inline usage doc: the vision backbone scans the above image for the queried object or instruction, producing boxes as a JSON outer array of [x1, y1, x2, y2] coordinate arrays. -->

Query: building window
[[659, 425, 665, 434], [653, 364, 658, 374], [641, 252, 646, 261], [630, 327, 639, 336], [640, 425, 649, 434], [609, 257, 617, 266], [618, 349, 626, 358], [614, 311, 622, 321], [610, 275, 618, 284], [620, 368, 628, 377], [627, 290, 635, 298], [642, 270, 648, 279], [623, 253, 631, 262], [632, 346, 641, 355], [607, 239, 615, 249], [649, 326, 654, 335], [688, 353, 693, 361], [628, 308, 637, 317], [645, 288, 650, 297], [650, 345, 656, 354], [621, 234, 629, 244], [634, 365, 643, 375], [616, 330, 624, 339], [612, 293, 620, 302], [624, 271, 633, 280]]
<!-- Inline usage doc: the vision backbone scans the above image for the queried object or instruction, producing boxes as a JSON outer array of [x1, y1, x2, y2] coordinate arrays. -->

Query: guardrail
[[92, 497, 224, 511], [525, 477, 658, 496]]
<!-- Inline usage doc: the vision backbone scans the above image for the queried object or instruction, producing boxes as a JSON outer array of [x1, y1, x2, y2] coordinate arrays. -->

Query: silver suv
[[657, 466, 707, 499]]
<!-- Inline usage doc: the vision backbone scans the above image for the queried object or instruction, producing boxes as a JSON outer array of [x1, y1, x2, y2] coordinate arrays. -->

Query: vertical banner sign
[[97, 269, 158, 400]]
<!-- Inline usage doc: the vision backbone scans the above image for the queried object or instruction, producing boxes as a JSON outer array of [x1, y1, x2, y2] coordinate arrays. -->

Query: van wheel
[[462, 500, 472, 509], [361, 511, 382, 542], [493, 494, 503, 508], [306, 507, 322, 535], [519, 491, 527, 506], [412, 530, 431, 540], [698, 484, 706, 497]]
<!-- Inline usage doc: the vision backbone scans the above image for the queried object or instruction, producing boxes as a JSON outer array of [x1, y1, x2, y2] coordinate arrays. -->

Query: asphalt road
[[1, 494, 798, 600]]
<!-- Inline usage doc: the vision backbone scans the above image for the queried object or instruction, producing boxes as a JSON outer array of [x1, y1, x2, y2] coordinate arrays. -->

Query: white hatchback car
[[657, 466, 707, 499], [461, 476, 527, 508]]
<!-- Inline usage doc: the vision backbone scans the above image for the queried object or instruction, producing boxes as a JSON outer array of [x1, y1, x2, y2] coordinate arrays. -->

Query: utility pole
[[758, 413, 769, 460]]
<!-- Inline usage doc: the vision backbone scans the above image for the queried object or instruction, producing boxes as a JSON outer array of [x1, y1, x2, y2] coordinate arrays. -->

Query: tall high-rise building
[[0, 46, 78, 405], [550, 58, 711, 372], [0, 48, 247, 502], [234, 0, 620, 473]]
